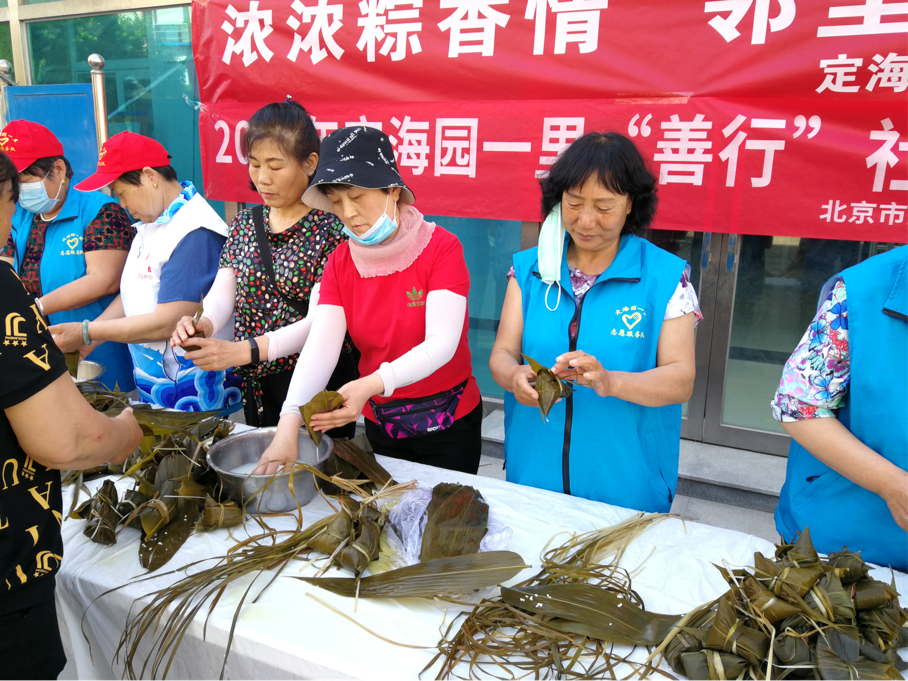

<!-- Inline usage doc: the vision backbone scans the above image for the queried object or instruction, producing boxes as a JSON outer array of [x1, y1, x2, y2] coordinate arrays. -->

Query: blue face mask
[[19, 177, 63, 215], [343, 195, 398, 246]]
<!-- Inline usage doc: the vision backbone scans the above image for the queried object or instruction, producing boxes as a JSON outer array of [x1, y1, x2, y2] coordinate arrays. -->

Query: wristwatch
[[248, 337, 260, 365]]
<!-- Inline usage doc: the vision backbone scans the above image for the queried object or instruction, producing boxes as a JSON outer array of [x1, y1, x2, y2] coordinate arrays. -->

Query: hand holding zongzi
[[508, 364, 540, 408], [552, 350, 612, 398], [308, 374, 385, 433]]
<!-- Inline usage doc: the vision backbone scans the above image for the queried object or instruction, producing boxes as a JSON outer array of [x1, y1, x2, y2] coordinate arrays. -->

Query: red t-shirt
[[318, 227, 480, 422]]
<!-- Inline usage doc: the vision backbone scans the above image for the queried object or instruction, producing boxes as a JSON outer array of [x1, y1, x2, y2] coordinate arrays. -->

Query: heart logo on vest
[[622, 311, 643, 330], [66, 237, 80, 250]]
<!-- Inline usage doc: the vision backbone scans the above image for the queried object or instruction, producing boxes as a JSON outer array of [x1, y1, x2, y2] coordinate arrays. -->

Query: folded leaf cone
[[827, 549, 870, 585], [301, 550, 528, 598], [522, 354, 573, 421], [180, 297, 207, 353], [420, 483, 489, 562], [196, 495, 244, 531], [300, 391, 345, 446], [704, 592, 769, 667], [775, 527, 820, 568], [83, 479, 120, 545], [680, 650, 748, 681]]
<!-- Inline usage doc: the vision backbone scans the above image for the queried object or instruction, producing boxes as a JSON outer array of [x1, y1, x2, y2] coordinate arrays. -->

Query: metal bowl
[[206, 427, 333, 513], [73, 360, 105, 384]]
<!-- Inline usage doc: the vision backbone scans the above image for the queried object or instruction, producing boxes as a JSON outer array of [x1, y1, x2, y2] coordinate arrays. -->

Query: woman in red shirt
[[254, 126, 481, 475]]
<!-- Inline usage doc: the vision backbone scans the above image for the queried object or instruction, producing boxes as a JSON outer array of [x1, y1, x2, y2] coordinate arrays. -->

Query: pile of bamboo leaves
[[103, 453, 527, 679], [427, 521, 908, 680], [66, 386, 242, 570]]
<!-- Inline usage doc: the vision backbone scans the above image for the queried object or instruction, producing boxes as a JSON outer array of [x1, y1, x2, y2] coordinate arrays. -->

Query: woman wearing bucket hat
[[0, 120, 136, 392], [169, 99, 357, 433], [252, 125, 482, 476], [48, 131, 242, 412], [490, 132, 699, 513]]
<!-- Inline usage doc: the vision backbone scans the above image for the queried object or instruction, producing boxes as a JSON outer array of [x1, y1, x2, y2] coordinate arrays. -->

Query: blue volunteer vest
[[775, 246, 908, 570], [504, 233, 687, 512], [11, 189, 135, 391]]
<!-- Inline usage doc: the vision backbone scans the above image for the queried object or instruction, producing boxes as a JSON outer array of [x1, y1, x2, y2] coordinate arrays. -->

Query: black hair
[[319, 183, 390, 194], [22, 155, 74, 180], [243, 100, 319, 191], [0, 151, 20, 203], [540, 132, 658, 234], [116, 165, 179, 187]]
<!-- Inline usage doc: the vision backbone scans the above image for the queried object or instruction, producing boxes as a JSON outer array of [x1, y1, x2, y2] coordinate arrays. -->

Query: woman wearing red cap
[[50, 132, 242, 412], [0, 120, 136, 392]]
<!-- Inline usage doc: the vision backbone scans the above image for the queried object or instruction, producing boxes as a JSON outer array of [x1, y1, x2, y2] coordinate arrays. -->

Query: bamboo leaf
[[420, 483, 489, 562], [502, 583, 683, 646], [300, 391, 345, 446], [300, 550, 528, 598], [332, 439, 396, 488], [139, 499, 200, 572]]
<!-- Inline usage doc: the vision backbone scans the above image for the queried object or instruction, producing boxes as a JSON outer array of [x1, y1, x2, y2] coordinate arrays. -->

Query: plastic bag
[[384, 486, 513, 569]]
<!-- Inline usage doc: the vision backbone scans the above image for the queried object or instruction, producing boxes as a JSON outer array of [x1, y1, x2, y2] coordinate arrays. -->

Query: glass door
[[700, 234, 900, 455]]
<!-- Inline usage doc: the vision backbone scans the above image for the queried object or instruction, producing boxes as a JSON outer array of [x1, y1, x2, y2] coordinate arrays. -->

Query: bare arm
[[489, 277, 540, 408], [51, 299, 198, 352], [6, 372, 143, 469], [783, 418, 908, 531], [607, 312, 697, 407], [40, 249, 127, 316], [0, 255, 11, 266]]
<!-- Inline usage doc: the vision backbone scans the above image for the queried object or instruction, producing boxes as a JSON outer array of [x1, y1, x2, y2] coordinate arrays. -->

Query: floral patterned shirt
[[1, 203, 134, 297], [219, 206, 347, 378], [772, 280, 849, 421]]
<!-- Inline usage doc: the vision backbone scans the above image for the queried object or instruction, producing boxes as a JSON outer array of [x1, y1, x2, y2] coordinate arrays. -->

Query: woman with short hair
[[170, 99, 357, 430], [0, 120, 135, 391], [252, 125, 482, 475], [49, 131, 241, 412], [490, 131, 701, 512]]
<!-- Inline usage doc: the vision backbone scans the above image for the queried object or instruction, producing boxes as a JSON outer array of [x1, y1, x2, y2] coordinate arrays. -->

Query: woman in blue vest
[[490, 132, 700, 513], [48, 132, 242, 413], [0, 120, 135, 391], [772, 246, 907, 570]]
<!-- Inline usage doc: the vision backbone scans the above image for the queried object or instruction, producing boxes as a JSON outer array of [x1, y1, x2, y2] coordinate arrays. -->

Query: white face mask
[[538, 203, 565, 311], [19, 176, 63, 215], [342, 193, 398, 246]]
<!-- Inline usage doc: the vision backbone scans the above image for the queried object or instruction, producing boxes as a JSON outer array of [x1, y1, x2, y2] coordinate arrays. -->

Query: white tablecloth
[[55, 455, 908, 680]]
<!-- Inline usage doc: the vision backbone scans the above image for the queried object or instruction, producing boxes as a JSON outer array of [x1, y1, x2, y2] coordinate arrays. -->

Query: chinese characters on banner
[[194, 0, 908, 242]]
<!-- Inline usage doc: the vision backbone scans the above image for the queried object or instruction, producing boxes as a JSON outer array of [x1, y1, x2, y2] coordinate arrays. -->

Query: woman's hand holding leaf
[[553, 350, 613, 398], [170, 314, 213, 348], [510, 364, 539, 407], [183, 336, 249, 372], [309, 374, 384, 432], [50, 321, 86, 353]]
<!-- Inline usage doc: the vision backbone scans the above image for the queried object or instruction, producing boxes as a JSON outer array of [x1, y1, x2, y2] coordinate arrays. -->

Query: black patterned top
[[219, 207, 347, 378], [1, 203, 134, 297]]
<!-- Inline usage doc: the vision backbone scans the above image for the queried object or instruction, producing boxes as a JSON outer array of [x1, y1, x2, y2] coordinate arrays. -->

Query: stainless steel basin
[[206, 427, 333, 513], [73, 360, 105, 384]]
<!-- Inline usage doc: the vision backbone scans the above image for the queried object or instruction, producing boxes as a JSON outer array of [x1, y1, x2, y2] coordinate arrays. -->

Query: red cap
[[75, 131, 171, 192], [0, 120, 65, 173]]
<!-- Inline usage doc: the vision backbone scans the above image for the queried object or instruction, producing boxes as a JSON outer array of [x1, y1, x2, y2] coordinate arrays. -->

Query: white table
[[55, 456, 907, 680]]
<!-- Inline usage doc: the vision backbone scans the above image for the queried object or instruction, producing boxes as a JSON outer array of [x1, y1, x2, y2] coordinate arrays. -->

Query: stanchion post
[[0, 60, 13, 130], [88, 54, 109, 152]]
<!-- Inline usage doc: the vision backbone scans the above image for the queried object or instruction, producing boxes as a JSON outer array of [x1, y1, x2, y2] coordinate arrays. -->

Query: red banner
[[192, 0, 908, 242]]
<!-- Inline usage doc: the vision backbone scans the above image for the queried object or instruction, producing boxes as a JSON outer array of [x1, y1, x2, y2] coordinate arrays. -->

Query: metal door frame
[[698, 233, 791, 456], [680, 231, 722, 441]]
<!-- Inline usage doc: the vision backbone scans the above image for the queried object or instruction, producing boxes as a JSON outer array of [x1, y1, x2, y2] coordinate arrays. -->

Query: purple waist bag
[[369, 379, 468, 439]]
